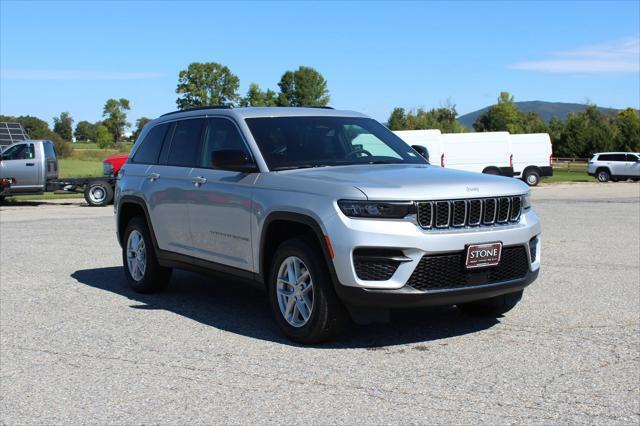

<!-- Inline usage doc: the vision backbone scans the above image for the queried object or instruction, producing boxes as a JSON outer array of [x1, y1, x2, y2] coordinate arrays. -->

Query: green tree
[[176, 62, 240, 109], [74, 120, 98, 142], [95, 125, 113, 149], [49, 132, 72, 158], [277, 66, 329, 107], [53, 112, 74, 141], [131, 117, 152, 142], [548, 116, 564, 154], [388, 105, 465, 133], [557, 105, 616, 158], [473, 92, 525, 133], [240, 83, 278, 107], [614, 108, 640, 152], [387, 107, 407, 130], [102, 98, 130, 144], [521, 112, 549, 134]]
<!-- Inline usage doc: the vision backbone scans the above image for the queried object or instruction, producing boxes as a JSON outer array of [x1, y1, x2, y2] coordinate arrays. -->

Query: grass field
[[73, 142, 133, 150], [58, 158, 103, 178], [545, 169, 592, 183]]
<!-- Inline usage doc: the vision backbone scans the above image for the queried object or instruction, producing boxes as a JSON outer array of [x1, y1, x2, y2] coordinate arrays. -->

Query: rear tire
[[122, 216, 171, 293], [596, 169, 610, 183], [268, 235, 348, 344], [84, 180, 114, 206], [457, 290, 523, 317], [523, 169, 541, 186]]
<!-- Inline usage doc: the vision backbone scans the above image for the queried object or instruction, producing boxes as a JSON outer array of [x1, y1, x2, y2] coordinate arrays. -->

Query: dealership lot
[[1, 183, 638, 424]]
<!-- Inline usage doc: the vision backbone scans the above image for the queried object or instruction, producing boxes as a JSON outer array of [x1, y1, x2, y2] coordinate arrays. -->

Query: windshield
[[245, 116, 426, 170]]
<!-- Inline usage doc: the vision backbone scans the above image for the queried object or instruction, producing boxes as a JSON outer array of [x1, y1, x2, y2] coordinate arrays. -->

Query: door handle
[[192, 176, 207, 187], [148, 173, 160, 182], [26, 163, 35, 166]]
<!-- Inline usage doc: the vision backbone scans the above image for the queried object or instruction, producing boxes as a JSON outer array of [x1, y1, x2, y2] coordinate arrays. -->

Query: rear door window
[[612, 154, 627, 162], [165, 119, 205, 167], [133, 123, 169, 164], [598, 154, 614, 161], [43, 142, 56, 159]]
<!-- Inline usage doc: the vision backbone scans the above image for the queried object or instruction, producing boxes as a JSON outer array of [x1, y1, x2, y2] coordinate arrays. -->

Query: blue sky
[[1, 0, 639, 129]]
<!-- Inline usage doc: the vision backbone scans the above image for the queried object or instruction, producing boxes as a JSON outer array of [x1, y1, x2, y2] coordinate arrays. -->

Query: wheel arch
[[259, 212, 337, 287], [482, 166, 501, 175], [117, 196, 158, 249], [522, 165, 542, 176]]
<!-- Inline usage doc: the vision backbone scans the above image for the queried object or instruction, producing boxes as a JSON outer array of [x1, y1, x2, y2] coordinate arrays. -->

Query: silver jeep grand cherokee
[[115, 107, 541, 343]]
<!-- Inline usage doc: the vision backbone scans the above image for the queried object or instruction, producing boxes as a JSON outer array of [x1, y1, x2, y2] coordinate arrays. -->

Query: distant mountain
[[457, 101, 621, 128]]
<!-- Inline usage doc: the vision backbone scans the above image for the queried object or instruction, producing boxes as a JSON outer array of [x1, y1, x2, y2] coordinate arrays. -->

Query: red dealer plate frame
[[465, 242, 503, 269]]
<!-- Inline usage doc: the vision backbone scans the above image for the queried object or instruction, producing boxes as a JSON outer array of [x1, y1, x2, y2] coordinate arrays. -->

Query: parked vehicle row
[[394, 129, 553, 186], [115, 106, 541, 343]]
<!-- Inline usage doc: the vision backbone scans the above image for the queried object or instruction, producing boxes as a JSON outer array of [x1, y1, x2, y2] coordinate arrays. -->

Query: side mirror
[[411, 145, 430, 163], [211, 149, 258, 173]]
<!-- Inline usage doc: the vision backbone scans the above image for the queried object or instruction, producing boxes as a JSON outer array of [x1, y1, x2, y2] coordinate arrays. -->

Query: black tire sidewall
[[268, 236, 345, 343], [122, 216, 170, 293]]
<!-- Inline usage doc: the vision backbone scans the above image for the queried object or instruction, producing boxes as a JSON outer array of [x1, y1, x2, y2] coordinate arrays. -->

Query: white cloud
[[510, 37, 640, 73], [0, 69, 163, 80]]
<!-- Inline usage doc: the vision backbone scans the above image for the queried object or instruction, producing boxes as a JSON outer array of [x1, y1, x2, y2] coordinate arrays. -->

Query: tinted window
[[626, 154, 638, 161], [43, 142, 56, 159], [2, 143, 34, 160], [200, 118, 251, 168], [166, 119, 205, 167], [245, 116, 424, 170], [611, 154, 627, 162], [598, 154, 614, 161], [133, 123, 169, 164]]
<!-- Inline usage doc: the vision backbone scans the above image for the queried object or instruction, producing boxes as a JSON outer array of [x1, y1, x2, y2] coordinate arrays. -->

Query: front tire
[[596, 169, 610, 183], [268, 236, 347, 343], [84, 180, 114, 206], [122, 216, 171, 293], [524, 170, 540, 186], [457, 290, 523, 317]]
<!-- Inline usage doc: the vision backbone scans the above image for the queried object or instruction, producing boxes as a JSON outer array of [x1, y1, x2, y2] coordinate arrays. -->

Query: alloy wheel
[[276, 256, 314, 327], [126, 230, 147, 281]]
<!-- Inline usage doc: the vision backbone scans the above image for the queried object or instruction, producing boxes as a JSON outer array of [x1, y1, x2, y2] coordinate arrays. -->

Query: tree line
[[387, 92, 640, 158]]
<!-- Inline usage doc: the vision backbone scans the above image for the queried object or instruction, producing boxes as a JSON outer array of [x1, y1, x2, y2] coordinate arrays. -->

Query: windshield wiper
[[272, 164, 329, 171]]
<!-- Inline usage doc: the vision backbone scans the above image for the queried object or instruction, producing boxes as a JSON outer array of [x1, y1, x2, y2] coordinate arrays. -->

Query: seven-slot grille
[[417, 196, 523, 229]]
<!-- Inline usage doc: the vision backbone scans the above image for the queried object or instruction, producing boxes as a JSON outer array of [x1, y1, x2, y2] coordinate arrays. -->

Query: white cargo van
[[509, 133, 553, 186], [394, 130, 513, 176]]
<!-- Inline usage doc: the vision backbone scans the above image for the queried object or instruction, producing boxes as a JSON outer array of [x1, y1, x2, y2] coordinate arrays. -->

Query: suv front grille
[[417, 196, 523, 229], [406, 246, 529, 291]]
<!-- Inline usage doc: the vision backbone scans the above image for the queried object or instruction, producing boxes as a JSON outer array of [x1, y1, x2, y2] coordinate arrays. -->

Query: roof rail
[[302, 106, 334, 109], [161, 105, 233, 117]]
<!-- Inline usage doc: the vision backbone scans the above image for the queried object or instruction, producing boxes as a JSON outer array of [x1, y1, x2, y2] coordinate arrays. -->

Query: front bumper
[[335, 268, 538, 309]]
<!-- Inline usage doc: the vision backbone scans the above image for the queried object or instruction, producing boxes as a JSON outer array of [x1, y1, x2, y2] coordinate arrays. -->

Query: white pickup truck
[[0, 139, 116, 205]]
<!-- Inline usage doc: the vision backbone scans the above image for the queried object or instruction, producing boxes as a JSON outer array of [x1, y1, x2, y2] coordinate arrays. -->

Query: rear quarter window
[[132, 123, 170, 164], [43, 142, 56, 159]]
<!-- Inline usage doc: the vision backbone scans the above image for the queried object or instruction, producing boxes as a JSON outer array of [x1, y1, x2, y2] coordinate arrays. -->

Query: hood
[[278, 164, 529, 200]]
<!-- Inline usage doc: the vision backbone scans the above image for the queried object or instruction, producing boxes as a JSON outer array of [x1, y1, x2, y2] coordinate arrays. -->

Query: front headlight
[[522, 192, 532, 210], [337, 200, 415, 218], [103, 161, 114, 176]]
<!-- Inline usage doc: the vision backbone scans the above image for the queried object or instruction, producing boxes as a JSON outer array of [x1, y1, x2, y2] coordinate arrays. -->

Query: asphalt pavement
[[1, 182, 638, 424]]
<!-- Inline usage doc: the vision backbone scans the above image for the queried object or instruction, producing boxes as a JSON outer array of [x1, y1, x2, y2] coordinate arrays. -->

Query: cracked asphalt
[[1, 182, 639, 424]]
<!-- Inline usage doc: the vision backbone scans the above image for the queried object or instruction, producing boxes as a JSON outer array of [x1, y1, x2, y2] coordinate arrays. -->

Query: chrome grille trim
[[416, 196, 523, 230]]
